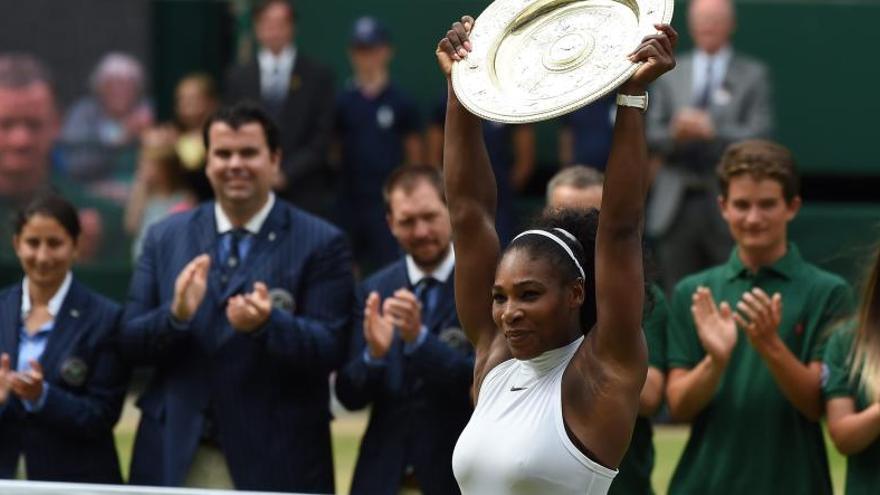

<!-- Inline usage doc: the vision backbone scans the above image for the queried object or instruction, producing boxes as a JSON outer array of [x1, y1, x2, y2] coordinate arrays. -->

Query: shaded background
[[0, 0, 877, 295]]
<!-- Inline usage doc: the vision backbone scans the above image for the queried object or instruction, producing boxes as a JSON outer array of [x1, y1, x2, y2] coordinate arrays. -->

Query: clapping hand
[[364, 292, 394, 359], [227, 282, 272, 333], [735, 288, 783, 354], [10, 360, 44, 403], [691, 287, 738, 367], [383, 289, 423, 344], [172, 254, 211, 321]]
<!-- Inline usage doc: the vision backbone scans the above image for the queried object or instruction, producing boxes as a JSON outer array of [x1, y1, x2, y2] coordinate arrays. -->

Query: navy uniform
[[431, 96, 520, 244], [121, 196, 354, 492], [0, 273, 128, 483], [559, 94, 615, 170], [336, 249, 474, 494], [336, 81, 422, 270]]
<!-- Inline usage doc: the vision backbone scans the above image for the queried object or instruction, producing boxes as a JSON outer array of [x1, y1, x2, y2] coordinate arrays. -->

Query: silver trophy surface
[[451, 0, 674, 123]]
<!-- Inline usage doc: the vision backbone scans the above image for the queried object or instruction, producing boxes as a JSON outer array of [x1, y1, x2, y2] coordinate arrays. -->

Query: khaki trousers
[[183, 444, 235, 489], [15, 455, 26, 479]]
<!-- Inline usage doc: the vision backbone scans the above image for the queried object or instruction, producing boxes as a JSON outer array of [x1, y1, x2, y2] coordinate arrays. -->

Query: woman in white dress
[[436, 16, 678, 494]]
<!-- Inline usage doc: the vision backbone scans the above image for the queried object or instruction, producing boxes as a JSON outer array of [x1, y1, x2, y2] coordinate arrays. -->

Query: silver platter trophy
[[451, 0, 674, 123]]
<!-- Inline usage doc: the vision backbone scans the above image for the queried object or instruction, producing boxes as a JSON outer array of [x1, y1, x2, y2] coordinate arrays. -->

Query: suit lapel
[[0, 286, 23, 367], [192, 204, 227, 305], [39, 280, 86, 377], [247, 63, 262, 101], [280, 57, 307, 125]]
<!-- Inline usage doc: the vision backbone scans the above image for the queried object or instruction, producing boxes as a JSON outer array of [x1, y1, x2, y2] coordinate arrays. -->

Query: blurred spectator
[[0, 53, 126, 289], [172, 73, 218, 202], [557, 94, 615, 171], [124, 127, 195, 261], [335, 16, 424, 271], [60, 52, 154, 203], [545, 164, 604, 211], [225, 0, 336, 217], [646, 0, 773, 292], [336, 165, 472, 495], [428, 94, 534, 244]]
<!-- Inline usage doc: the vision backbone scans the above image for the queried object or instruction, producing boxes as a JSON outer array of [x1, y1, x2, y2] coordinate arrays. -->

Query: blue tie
[[415, 277, 439, 325], [695, 58, 715, 109]]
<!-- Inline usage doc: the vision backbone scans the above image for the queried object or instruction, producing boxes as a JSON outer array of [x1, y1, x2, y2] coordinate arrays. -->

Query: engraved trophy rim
[[451, 0, 674, 124]]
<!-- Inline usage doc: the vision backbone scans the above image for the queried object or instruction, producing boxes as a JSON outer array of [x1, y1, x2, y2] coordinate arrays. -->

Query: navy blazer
[[336, 259, 473, 495], [0, 279, 127, 483], [120, 199, 353, 493]]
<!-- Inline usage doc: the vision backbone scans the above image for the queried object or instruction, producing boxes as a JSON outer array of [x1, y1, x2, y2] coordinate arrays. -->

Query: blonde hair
[[850, 249, 880, 402]]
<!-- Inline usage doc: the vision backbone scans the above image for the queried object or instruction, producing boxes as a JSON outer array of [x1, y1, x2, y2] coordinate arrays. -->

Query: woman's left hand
[[11, 360, 44, 403], [625, 24, 679, 92]]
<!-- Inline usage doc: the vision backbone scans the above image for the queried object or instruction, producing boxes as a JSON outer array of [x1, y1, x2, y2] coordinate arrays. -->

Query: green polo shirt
[[667, 244, 853, 495], [822, 321, 880, 495], [610, 284, 668, 495]]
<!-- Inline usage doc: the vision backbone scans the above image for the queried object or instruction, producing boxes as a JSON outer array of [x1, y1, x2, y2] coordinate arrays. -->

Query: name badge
[[60, 356, 88, 387], [269, 288, 296, 313]]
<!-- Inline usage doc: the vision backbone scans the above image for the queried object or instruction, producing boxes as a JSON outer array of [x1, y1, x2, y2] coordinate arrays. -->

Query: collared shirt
[[692, 45, 733, 105], [405, 246, 455, 287], [214, 193, 275, 236], [214, 193, 275, 270], [666, 243, 853, 494], [17, 272, 73, 412], [258, 45, 297, 99]]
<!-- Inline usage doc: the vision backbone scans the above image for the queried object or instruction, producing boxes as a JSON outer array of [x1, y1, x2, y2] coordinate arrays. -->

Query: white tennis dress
[[452, 336, 617, 495]]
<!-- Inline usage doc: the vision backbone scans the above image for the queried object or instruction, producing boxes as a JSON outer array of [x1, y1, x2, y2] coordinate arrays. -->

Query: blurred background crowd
[[1, 0, 876, 295], [1, 0, 879, 493]]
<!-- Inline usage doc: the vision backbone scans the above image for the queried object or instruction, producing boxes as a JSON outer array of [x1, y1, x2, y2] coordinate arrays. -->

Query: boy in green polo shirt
[[665, 139, 853, 494]]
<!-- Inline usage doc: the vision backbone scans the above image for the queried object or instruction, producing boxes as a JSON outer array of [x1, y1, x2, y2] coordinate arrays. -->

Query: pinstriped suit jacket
[[120, 199, 354, 492], [336, 259, 473, 495], [0, 280, 127, 483]]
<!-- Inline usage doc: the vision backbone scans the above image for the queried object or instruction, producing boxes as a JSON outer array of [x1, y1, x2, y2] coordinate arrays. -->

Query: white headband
[[511, 228, 585, 279]]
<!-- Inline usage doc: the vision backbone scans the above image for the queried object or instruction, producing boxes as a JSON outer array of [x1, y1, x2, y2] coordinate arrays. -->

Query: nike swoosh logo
[[510, 386, 528, 392]]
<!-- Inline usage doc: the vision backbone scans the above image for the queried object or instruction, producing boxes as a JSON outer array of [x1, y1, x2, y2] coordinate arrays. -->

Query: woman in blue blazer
[[0, 192, 128, 482]]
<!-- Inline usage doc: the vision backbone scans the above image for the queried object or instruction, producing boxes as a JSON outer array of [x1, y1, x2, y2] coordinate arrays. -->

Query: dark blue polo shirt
[[561, 94, 615, 170], [431, 96, 516, 243], [336, 82, 422, 201]]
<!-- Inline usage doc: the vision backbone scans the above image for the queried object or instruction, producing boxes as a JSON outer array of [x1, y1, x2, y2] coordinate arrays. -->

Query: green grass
[[114, 406, 848, 494]]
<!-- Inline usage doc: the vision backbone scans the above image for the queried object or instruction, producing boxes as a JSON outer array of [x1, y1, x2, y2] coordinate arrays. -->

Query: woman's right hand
[[436, 15, 475, 78], [0, 353, 12, 405], [691, 287, 738, 367]]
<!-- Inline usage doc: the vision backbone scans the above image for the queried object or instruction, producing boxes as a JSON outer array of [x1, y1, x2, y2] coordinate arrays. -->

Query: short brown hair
[[717, 139, 800, 203], [546, 165, 604, 204], [382, 165, 446, 213]]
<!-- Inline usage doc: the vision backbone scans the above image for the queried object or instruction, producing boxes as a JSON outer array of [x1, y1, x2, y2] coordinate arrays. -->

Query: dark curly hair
[[503, 208, 654, 335]]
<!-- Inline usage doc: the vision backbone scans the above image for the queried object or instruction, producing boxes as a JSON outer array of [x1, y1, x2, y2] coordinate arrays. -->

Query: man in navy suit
[[120, 102, 353, 492], [336, 165, 473, 495]]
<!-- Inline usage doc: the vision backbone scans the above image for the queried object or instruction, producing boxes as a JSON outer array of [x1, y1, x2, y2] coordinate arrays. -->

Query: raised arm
[[594, 26, 677, 368], [436, 17, 503, 372]]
